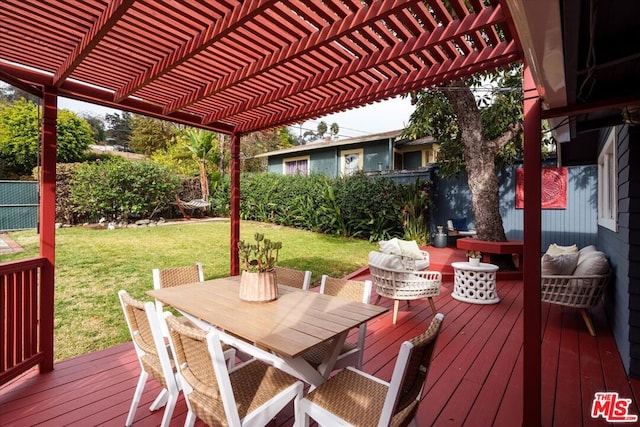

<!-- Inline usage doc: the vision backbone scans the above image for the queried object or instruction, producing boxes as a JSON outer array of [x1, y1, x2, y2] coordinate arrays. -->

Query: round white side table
[[451, 261, 500, 304]]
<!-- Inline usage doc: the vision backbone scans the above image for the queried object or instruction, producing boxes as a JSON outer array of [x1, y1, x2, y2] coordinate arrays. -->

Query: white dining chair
[[164, 314, 304, 427], [296, 313, 445, 427], [152, 263, 204, 336], [118, 290, 179, 427], [273, 266, 312, 290], [301, 275, 372, 371]]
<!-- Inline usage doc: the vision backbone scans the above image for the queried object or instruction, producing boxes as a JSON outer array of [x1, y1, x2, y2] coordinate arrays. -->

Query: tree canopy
[[403, 65, 525, 243], [0, 99, 93, 177]]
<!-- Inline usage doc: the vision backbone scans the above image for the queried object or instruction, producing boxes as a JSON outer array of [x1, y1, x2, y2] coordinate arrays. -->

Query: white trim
[[597, 127, 618, 231], [282, 155, 310, 175], [340, 148, 363, 176]]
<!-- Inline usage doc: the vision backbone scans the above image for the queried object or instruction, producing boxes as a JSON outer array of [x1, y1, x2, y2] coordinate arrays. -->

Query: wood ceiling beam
[[53, 0, 136, 87], [113, 0, 278, 102], [0, 61, 234, 134], [204, 5, 504, 124], [238, 40, 520, 133], [164, 0, 421, 115]]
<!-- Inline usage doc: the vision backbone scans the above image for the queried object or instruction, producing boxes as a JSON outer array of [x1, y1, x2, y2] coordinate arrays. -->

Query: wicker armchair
[[368, 251, 442, 325], [164, 315, 303, 427], [297, 313, 444, 427], [541, 272, 611, 336]]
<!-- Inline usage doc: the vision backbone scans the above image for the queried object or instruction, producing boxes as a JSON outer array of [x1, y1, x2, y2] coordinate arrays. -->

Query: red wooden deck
[[2, 247, 639, 426]]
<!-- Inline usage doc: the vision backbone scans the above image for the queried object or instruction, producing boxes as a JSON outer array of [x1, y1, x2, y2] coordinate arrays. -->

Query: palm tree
[[185, 128, 217, 203]]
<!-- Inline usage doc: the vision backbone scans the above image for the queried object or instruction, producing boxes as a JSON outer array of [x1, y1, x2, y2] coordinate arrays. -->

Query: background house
[[255, 130, 438, 177]]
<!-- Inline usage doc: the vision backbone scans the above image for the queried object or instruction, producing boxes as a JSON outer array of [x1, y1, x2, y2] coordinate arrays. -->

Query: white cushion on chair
[[545, 243, 578, 256], [397, 239, 424, 260], [573, 252, 609, 276], [541, 253, 579, 275], [368, 251, 405, 270], [378, 238, 402, 255]]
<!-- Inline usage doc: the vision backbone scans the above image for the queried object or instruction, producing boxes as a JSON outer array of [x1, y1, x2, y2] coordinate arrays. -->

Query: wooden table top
[[148, 276, 388, 358]]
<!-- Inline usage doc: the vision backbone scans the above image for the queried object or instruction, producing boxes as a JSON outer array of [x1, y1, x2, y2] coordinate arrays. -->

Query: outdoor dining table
[[147, 275, 388, 387]]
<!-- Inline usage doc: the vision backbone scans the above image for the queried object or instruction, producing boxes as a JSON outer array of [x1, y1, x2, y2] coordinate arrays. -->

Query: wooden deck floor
[[2, 247, 640, 426]]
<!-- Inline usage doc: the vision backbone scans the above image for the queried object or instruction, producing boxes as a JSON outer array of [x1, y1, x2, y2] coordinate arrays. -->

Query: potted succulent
[[467, 250, 482, 266], [237, 233, 282, 302]]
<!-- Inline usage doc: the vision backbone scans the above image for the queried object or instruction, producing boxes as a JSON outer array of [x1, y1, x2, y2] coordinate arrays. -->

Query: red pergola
[[0, 1, 547, 424]]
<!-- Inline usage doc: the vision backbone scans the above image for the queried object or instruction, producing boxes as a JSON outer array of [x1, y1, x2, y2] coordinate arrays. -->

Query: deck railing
[[0, 257, 47, 385]]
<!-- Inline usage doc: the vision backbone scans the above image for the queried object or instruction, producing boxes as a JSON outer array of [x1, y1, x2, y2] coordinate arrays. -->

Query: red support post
[[39, 87, 57, 373], [522, 64, 542, 426], [230, 132, 240, 276]]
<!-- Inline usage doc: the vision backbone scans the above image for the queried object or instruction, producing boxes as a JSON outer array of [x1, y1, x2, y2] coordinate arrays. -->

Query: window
[[341, 148, 363, 176], [283, 156, 309, 175], [598, 128, 617, 231]]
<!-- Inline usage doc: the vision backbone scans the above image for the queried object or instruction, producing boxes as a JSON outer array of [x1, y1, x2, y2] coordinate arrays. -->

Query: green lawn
[[3, 220, 377, 361]]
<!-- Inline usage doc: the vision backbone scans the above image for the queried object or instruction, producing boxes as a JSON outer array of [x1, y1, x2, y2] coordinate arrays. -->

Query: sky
[[57, 95, 416, 139]]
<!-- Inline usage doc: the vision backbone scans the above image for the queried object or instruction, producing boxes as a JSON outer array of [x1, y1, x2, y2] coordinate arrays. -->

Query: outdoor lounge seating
[[447, 217, 477, 237], [378, 238, 430, 270], [300, 275, 373, 371], [540, 244, 611, 336], [118, 290, 180, 427], [272, 266, 312, 290], [296, 313, 444, 427], [368, 251, 442, 324], [164, 314, 303, 427]]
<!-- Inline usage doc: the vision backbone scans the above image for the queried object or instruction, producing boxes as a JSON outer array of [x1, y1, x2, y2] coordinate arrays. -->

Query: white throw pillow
[[368, 251, 405, 270], [541, 253, 579, 275], [378, 238, 402, 255], [573, 253, 609, 276], [397, 239, 424, 260], [545, 243, 579, 256]]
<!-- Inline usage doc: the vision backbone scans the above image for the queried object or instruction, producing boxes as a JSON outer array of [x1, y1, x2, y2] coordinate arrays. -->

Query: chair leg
[[375, 295, 382, 305], [126, 371, 149, 426], [428, 297, 437, 315], [149, 388, 169, 411], [580, 308, 596, 336], [159, 391, 178, 427], [393, 300, 400, 324]]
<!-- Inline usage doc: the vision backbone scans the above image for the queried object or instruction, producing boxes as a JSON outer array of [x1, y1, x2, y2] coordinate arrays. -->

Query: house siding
[[601, 125, 636, 376], [430, 164, 597, 251]]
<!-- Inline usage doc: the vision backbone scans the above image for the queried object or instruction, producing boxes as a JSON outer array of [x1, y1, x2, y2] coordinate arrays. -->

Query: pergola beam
[[53, 0, 136, 87], [163, 0, 420, 115], [238, 41, 520, 133], [114, 0, 278, 102], [205, 5, 505, 125]]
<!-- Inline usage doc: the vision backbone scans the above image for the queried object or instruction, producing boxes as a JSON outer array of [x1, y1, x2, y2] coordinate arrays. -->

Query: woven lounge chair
[[118, 290, 179, 427], [272, 266, 312, 290], [164, 315, 303, 427], [297, 313, 445, 427], [300, 275, 372, 371], [368, 251, 442, 324]]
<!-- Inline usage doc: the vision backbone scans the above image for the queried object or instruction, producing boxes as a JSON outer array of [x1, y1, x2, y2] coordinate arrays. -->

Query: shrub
[[71, 158, 180, 222], [211, 172, 417, 241]]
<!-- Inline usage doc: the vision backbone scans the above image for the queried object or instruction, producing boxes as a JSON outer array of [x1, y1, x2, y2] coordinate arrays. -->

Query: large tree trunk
[[443, 80, 507, 242]]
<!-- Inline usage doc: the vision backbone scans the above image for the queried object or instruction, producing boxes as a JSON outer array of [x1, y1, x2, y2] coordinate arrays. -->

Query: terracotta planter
[[239, 270, 278, 302]]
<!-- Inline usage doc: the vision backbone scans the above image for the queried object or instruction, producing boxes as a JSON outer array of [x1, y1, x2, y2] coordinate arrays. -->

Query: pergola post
[[522, 64, 542, 426], [230, 132, 240, 275], [39, 87, 57, 373]]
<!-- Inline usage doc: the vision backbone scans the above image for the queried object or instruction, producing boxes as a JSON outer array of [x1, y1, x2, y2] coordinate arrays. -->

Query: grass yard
[[2, 220, 377, 361]]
